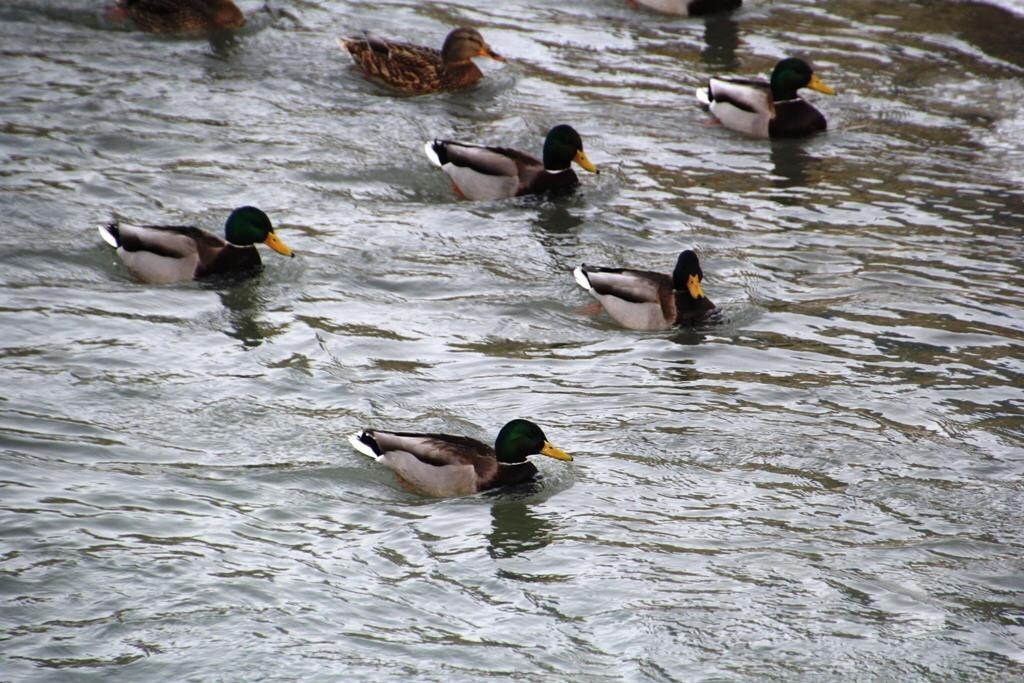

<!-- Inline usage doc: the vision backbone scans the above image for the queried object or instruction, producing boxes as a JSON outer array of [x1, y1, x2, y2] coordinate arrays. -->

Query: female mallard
[[423, 124, 599, 200], [98, 206, 293, 284], [695, 57, 835, 138], [348, 419, 572, 498], [109, 0, 245, 33], [573, 250, 716, 330], [338, 27, 504, 95], [629, 0, 741, 16]]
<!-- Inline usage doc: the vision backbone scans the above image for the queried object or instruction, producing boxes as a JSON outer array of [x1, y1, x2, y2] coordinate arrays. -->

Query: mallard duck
[[337, 27, 504, 95], [109, 0, 245, 33], [573, 250, 716, 330], [629, 0, 741, 16], [695, 57, 836, 138], [98, 206, 293, 284], [423, 124, 599, 200], [348, 419, 572, 497]]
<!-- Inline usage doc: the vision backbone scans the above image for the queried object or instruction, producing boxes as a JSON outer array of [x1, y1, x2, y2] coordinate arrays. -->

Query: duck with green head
[[574, 250, 717, 330], [109, 0, 245, 33], [696, 57, 836, 138], [338, 27, 505, 95], [98, 206, 294, 284], [348, 419, 572, 497], [423, 124, 599, 200]]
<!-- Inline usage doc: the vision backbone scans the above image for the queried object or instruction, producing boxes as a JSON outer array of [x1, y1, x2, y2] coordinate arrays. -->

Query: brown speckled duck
[[348, 419, 572, 497], [98, 206, 293, 284], [574, 250, 717, 330], [337, 27, 504, 95], [110, 0, 245, 33]]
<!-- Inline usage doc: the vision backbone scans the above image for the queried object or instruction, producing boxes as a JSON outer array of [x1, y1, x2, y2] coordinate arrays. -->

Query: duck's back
[[344, 36, 444, 93], [582, 267, 676, 330], [120, 0, 243, 33]]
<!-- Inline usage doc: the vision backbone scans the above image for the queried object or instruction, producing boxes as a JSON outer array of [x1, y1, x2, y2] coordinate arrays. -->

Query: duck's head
[[673, 250, 707, 300], [542, 124, 599, 174], [770, 58, 835, 101], [441, 27, 504, 65], [495, 419, 572, 464], [224, 206, 293, 256]]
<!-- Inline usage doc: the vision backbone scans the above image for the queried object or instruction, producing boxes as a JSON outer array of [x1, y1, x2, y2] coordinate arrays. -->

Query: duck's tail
[[695, 86, 712, 108], [348, 430, 382, 460], [572, 265, 593, 291], [422, 140, 446, 167], [97, 221, 121, 249]]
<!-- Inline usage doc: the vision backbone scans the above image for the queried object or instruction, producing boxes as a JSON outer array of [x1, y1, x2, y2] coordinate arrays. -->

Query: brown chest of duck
[[348, 419, 572, 497], [113, 0, 245, 33], [339, 27, 504, 95], [98, 206, 294, 284]]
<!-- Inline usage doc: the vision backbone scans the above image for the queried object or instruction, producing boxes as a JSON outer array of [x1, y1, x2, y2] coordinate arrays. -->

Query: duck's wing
[[339, 35, 442, 93], [350, 429, 493, 467], [349, 429, 496, 497], [426, 140, 529, 200], [121, 0, 240, 32], [429, 140, 524, 177], [705, 77, 773, 113], [575, 266, 669, 303], [99, 222, 219, 284], [103, 222, 207, 257], [574, 266, 675, 330]]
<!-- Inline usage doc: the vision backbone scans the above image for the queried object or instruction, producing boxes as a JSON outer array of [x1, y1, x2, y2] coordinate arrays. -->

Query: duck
[[108, 0, 245, 33], [97, 206, 294, 284], [695, 57, 836, 138], [348, 419, 572, 497], [423, 124, 599, 200], [628, 0, 741, 16], [337, 27, 504, 95], [573, 250, 717, 330]]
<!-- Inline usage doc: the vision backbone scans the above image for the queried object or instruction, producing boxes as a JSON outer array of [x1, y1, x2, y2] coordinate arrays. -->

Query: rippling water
[[2, 0, 1023, 679]]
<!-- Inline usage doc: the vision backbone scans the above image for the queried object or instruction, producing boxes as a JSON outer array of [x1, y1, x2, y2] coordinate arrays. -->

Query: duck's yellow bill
[[541, 441, 573, 462], [687, 274, 706, 300], [574, 149, 598, 174], [480, 47, 505, 62], [808, 74, 835, 95], [264, 231, 294, 257]]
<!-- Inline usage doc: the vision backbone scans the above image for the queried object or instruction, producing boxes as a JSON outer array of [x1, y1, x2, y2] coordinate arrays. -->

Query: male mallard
[[695, 57, 835, 138], [573, 250, 716, 330], [348, 419, 572, 498], [109, 0, 245, 33], [423, 124, 599, 201], [98, 206, 293, 284], [629, 0, 741, 16], [338, 27, 504, 95]]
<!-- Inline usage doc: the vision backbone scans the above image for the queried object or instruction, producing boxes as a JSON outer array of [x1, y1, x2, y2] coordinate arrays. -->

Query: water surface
[[1, 0, 1023, 680]]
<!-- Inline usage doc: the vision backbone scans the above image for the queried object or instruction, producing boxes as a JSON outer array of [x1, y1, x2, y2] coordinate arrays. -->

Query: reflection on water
[[700, 13, 739, 71], [215, 278, 273, 349], [769, 139, 815, 189], [487, 498, 556, 559], [532, 201, 585, 245]]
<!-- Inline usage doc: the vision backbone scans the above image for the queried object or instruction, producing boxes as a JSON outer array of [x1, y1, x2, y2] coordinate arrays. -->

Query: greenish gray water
[[1, 0, 1022, 680]]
